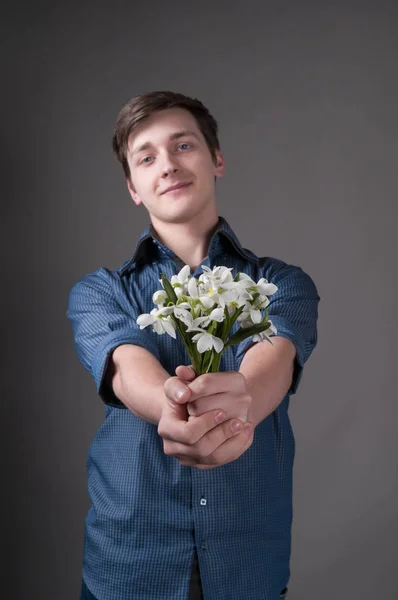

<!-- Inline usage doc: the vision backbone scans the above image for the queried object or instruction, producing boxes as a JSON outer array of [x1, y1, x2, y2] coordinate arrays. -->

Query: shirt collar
[[118, 216, 258, 277]]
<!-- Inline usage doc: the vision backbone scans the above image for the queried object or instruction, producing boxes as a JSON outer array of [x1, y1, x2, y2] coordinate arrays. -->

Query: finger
[[187, 392, 250, 419], [187, 371, 246, 402], [192, 423, 254, 468], [175, 365, 196, 382], [159, 407, 227, 445], [162, 416, 246, 461], [164, 375, 192, 405]]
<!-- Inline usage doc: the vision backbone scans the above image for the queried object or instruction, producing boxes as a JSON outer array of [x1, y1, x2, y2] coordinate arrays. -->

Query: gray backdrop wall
[[3, 2, 397, 599]]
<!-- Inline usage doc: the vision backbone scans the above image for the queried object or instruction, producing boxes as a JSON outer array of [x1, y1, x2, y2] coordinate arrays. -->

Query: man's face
[[126, 107, 225, 225]]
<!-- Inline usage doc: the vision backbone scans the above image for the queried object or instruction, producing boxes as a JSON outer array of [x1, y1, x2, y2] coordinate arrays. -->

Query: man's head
[[112, 91, 225, 225]]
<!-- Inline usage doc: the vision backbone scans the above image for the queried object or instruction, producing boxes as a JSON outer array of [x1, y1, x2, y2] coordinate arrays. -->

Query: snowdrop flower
[[252, 321, 277, 343], [174, 307, 208, 331], [199, 280, 239, 309], [137, 306, 176, 338], [194, 306, 225, 329], [237, 302, 263, 326], [187, 277, 216, 309], [200, 265, 233, 282], [138, 264, 279, 374], [152, 290, 167, 306], [191, 329, 224, 354], [174, 306, 225, 331], [225, 295, 248, 316], [170, 265, 191, 297], [237, 273, 278, 297], [256, 278, 278, 296], [207, 306, 225, 323]]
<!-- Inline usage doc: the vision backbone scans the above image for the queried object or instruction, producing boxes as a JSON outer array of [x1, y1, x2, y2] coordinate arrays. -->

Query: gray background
[[2, 1, 397, 599]]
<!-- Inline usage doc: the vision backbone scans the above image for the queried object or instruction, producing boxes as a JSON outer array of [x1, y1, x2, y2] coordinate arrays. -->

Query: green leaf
[[224, 322, 274, 348], [160, 273, 178, 304], [221, 307, 230, 340]]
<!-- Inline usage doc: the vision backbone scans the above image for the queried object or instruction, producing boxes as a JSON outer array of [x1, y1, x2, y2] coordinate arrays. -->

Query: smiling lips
[[161, 182, 192, 195]]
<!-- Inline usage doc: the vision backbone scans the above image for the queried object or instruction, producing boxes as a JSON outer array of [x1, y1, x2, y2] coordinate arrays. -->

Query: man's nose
[[160, 153, 179, 177]]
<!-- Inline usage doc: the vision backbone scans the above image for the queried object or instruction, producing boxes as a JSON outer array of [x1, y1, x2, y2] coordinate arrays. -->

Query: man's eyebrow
[[168, 130, 200, 142], [130, 130, 200, 156]]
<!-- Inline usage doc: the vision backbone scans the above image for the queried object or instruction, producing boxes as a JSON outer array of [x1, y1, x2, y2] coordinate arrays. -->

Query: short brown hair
[[112, 91, 220, 182]]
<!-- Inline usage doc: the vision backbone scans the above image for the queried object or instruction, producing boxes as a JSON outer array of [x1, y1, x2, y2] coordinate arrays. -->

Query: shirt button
[[201, 541, 207, 550], [200, 498, 207, 506]]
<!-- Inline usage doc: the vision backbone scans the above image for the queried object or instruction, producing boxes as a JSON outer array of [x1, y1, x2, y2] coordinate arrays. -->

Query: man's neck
[[150, 211, 220, 271]]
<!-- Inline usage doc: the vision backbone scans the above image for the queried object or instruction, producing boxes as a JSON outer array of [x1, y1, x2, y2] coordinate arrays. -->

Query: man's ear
[[126, 178, 142, 206], [214, 149, 225, 178]]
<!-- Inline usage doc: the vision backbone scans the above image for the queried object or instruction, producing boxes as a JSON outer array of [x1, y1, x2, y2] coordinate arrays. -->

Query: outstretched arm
[[239, 336, 296, 426]]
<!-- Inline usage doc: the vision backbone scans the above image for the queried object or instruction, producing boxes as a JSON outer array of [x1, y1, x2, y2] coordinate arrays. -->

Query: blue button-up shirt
[[67, 216, 319, 600]]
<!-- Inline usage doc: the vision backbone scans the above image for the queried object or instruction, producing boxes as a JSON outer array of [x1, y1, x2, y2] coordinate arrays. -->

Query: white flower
[[252, 321, 277, 343], [200, 265, 233, 283], [174, 305, 225, 332], [137, 307, 176, 338], [256, 278, 278, 296], [187, 276, 200, 298], [171, 265, 191, 297], [207, 306, 225, 323], [237, 273, 278, 297], [174, 307, 208, 330], [226, 295, 248, 316], [198, 279, 239, 309], [199, 295, 216, 309], [191, 329, 224, 353], [187, 277, 214, 308], [152, 290, 167, 306], [237, 302, 263, 326], [255, 294, 270, 310]]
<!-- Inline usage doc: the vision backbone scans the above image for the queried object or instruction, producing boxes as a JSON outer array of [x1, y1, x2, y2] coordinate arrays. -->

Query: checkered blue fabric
[[67, 216, 319, 600]]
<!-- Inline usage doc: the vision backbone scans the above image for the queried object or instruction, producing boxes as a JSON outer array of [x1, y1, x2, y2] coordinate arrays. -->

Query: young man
[[67, 91, 320, 600]]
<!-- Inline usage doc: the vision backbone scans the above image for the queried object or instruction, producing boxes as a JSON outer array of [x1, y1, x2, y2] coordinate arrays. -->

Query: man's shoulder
[[68, 265, 125, 302], [255, 255, 316, 288]]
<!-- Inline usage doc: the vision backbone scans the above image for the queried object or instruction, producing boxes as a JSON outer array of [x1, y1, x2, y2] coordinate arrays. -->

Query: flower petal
[[162, 318, 177, 339], [200, 295, 215, 308], [212, 335, 224, 353], [153, 320, 165, 334], [178, 264, 191, 283], [197, 334, 212, 353], [174, 307, 193, 327], [250, 309, 262, 324], [152, 290, 167, 305], [136, 314, 154, 328], [158, 306, 175, 316], [189, 316, 209, 330], [209, 307, 224, 322], [187, 276, 199, 298], [256, 279, 278, 296]]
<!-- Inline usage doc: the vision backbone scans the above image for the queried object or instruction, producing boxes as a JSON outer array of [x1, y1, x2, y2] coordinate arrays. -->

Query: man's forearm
[[239, 337, 296, 427], [107, 344, 169, 424]]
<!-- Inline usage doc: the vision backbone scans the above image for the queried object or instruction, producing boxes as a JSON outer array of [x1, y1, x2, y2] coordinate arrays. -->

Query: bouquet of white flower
[[137, 265, 278, 375]]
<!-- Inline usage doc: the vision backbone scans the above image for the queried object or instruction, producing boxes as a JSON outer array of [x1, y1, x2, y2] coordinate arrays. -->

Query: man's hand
[[158, 366, 254, 469], [177, 366, 252, 424]]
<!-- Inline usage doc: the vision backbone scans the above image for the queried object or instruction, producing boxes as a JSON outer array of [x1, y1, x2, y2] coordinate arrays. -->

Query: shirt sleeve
[[235, 261, 320, 395], [66, 267, 161, 407]]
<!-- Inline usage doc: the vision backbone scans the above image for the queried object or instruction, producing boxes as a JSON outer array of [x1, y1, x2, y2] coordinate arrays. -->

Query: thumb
[[175, 364, 197, 382]]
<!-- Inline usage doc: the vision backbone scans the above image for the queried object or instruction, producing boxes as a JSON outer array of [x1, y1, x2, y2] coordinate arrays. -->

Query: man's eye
[[140, 156, 153, 164], [178, 143, 190, 151]]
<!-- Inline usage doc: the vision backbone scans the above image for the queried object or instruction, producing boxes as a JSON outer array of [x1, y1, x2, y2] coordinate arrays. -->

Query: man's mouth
[[161, 182, 192, 195]]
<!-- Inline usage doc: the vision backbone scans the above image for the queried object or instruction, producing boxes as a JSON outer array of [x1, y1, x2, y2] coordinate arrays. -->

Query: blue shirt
[[67, 216, 319, 600]]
